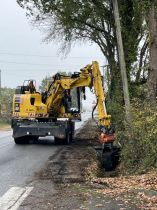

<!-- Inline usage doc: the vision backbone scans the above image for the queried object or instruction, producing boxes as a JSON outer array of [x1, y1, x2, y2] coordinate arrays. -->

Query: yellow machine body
[[12, 92, 47, 119], [12, 61, 114, 143]]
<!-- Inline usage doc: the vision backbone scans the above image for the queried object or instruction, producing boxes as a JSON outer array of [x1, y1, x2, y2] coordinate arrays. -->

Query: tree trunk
[[147, 2, 157, 102], [108, 59, 123, 103]]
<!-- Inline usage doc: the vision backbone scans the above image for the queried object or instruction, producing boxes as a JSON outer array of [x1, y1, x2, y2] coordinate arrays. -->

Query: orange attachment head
[[100, 133, 116, 144]]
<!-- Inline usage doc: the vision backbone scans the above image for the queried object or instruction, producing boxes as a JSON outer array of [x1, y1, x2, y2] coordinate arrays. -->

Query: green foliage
[[119, 101, 157, 173], [108, 81, 157, 173], [39, 75, 51, 92], [107, 100, 125, 131], [120, 0, 144, 76], [137, 0, 155, 13], [130, 83, 148, 100], [39, 72, 72, 92], [0, 87, 15, 122], [17, 0, 145, 103]]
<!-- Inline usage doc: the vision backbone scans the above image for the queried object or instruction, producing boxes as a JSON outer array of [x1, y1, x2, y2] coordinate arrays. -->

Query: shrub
[[119, 101, 157, 173]]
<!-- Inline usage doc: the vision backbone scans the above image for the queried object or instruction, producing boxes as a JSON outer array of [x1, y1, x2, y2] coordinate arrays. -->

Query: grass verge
[[0, 120, 11, 131]]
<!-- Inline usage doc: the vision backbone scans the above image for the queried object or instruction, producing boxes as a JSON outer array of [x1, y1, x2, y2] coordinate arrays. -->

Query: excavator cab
[[64, 88, 81, 114], [15, 80, 36, 94], [13, 79, 47, 119], [15, 86, 29, 94]]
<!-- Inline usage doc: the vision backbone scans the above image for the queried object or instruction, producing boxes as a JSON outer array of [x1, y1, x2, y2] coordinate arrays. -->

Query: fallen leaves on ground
[[92, 171, 157, 209]]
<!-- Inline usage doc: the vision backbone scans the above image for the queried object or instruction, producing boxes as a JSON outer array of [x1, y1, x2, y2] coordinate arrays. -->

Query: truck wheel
[[14, 137, 29, 144], [54, 137, 62, 145], [64, 133, 71, 145], [70, 122, 75, 141], [54, 133, 71, 145], [14, 138, 21, 144], [33, 136, 39, 143], [70, 130, 75, 142]]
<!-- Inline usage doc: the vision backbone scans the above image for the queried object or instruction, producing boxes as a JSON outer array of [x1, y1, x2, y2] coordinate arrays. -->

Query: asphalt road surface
[[0, 112, 91, 198]]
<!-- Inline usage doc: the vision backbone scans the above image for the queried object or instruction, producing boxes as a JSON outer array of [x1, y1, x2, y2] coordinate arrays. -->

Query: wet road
[[0, 112, 91, 197]]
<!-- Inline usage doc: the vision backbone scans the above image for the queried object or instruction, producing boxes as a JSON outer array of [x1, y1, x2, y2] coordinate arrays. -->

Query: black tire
[[54, 133, 71, 145], [14, 136, 29, 144], [70, 129, 74, 142], [14, 137, 21, 144], [54, 137, 63, 145], [64, 133, 71, 145], [70, 133, 73, 142], [70, 122, 75, 141], [24, 137, 29, 144], [33, 136, 39, 143]]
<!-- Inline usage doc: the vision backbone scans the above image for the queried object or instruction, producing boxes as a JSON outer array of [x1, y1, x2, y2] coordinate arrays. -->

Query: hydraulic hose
[[92, 99, 98, 120]]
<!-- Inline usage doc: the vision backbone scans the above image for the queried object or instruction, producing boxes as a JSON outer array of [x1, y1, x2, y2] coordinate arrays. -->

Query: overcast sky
[[0, 0, 106, 90]]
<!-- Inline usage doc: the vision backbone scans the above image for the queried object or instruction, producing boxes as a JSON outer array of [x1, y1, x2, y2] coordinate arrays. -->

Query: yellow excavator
[[11, 61, 117, 168]]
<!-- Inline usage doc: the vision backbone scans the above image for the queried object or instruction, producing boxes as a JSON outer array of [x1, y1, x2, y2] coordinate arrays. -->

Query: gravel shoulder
[[18, 119, 157, 210]]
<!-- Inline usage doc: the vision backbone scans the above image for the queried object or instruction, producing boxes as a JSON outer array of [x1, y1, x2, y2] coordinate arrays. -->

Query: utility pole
[[112, 0, 133, 135]]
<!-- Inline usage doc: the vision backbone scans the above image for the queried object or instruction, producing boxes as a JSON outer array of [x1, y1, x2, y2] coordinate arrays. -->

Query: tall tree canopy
[[17, 0, 144, 101]]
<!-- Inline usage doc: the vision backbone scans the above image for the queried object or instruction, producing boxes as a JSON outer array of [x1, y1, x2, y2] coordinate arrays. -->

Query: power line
[[0, 52, 58, 58], [3, 68, 57, 70], [0, 52, 104, 59], [0, 60, 81, 67]]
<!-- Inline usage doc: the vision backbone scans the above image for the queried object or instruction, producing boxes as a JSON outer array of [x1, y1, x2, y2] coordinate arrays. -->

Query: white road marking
[[0, 187, 33, 210]]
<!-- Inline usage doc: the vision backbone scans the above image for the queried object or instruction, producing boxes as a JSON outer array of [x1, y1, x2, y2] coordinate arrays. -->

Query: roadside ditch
[[18, 119, 156, 210]]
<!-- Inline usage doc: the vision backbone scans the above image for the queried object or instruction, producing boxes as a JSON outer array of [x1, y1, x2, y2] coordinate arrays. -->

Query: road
[[0, 112, 91, 198]]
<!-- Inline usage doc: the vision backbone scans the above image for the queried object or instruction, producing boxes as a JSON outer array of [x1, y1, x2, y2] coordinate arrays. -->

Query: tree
[[39, 71, 72, 92], [146, 1, 157, 102], [39, 75, 51, 92], [0, 87, 15, 122], [17, 0, 144, 103]]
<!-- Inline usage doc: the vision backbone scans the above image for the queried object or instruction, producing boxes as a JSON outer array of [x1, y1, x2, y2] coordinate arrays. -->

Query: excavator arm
[[44, 61, 115, 144]]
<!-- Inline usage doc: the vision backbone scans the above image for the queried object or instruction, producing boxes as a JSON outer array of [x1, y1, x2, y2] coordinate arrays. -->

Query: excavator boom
[[43, 61, 115, 143]]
